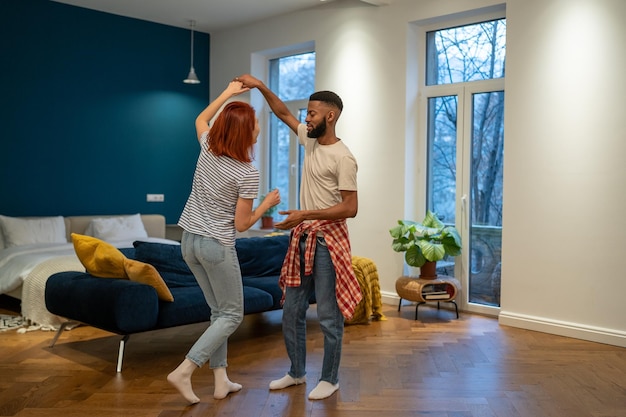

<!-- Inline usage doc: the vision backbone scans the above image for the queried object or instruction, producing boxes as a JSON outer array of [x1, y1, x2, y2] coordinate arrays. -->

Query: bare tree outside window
[[426, 19, 506, 85]]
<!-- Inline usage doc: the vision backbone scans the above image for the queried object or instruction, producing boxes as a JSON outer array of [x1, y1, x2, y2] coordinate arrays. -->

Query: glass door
[[426, 82, 504, 313], [268, 104, 306, 222], [466, 90, 504, 308]]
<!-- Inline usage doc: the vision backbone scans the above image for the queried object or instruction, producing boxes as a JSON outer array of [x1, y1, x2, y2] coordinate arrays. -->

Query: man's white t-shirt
[[297, 123, 358, 211]]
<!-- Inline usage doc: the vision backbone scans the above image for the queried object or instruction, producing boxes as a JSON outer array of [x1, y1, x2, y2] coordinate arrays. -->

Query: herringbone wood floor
[[1, 296, 624, 417]]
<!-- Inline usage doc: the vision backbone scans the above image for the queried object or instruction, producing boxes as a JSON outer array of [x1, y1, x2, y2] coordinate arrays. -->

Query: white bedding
[[0, 243, 77, 295], [0, 237, 179, 330]]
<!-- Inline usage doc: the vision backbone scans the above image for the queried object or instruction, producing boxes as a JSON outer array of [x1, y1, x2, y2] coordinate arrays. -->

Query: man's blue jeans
[[282, 235, 344, 384], [181, 231, 244, 369]]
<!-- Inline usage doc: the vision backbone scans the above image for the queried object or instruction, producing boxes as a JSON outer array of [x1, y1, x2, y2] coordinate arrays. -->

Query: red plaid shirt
[[279, 219, 363, 319]]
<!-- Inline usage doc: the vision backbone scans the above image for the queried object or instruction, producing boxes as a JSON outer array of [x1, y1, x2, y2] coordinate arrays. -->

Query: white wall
[[500, 0, 626, 346], [210, 0, 626, 347]]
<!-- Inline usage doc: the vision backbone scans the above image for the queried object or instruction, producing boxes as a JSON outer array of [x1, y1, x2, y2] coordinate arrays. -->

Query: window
[[267, 52, 316, 220], [426, 20, 506, 85], [421, 17, 506, 312]]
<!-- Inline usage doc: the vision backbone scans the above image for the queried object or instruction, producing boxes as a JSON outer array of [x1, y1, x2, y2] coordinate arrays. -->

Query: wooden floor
[[1, 297, 625, 417]]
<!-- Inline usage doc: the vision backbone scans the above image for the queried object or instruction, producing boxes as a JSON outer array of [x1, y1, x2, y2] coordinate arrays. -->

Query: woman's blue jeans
[[181, 231, 244, 369], [282, 235, 344, 384]]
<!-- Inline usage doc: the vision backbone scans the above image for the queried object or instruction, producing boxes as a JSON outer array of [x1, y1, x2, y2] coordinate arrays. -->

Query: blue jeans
[[282, 235, 344, 384], [181, 231, 244, 369]]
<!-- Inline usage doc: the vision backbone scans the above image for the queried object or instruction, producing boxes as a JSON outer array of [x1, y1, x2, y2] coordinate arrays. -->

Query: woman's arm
[[233, 189, 281, 232], [195, 81, 249, 142]]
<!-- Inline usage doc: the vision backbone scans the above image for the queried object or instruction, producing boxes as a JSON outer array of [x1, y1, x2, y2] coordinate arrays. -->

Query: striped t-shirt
[[178, 131, 259, 246]]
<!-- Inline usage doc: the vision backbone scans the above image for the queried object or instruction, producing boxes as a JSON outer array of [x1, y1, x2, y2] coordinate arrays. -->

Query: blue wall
[[0, 0, 210, 224]]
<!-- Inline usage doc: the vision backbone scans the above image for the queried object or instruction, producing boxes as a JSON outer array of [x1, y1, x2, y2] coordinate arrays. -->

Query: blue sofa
[[45, 235, 291, 371]]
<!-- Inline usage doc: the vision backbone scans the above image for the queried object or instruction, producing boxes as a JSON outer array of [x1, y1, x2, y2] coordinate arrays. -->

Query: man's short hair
[[310, 91, 343, 112]]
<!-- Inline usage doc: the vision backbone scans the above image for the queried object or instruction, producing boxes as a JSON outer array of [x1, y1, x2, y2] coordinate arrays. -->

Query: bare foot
[[167, 368, 200, 405], [214, 380, 242, 399]]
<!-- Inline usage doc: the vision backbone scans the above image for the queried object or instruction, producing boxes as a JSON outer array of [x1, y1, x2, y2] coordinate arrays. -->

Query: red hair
[[208, 101, 256, 162]]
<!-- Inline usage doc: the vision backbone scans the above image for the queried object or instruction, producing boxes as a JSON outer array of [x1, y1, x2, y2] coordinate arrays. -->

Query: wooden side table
[[395, 275, 460, 320]]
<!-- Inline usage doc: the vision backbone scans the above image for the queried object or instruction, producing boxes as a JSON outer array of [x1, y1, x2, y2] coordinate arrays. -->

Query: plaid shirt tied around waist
[[279, 219, 363, 319]]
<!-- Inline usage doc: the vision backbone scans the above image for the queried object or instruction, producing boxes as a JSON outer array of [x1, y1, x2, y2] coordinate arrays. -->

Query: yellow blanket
[[346, 256, 386, 324]]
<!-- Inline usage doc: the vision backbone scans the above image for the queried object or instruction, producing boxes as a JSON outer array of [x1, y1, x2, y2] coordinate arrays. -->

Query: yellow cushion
[[71, 233, 128, 278], [123, 258, 174, 302], [71, 233, 174, 302]]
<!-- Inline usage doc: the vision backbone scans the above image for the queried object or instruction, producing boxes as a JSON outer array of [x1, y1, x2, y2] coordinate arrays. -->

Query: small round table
[[396, 275, 460, 320]]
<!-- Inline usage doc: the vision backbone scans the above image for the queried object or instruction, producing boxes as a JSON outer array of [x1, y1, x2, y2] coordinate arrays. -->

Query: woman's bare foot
[[167, 359, 200, 404], [213, 366, 242, 399], [214, 380, 242, 399]]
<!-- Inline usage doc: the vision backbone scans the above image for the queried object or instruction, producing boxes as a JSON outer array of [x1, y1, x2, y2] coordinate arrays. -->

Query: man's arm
[[237, 74, 300, 134], [274, 190, 358, 230]]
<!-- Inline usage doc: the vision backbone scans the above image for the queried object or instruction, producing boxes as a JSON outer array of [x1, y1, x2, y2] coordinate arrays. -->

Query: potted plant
[[389, 210, 462, 279], [259, 194, 277, 230]]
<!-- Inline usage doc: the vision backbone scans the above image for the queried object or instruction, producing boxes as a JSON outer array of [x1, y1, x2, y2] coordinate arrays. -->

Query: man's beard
[[307, 119, 327, 138]]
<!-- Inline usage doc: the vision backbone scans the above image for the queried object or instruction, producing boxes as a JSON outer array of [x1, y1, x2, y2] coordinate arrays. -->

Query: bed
[[0, 213, 178, 330]]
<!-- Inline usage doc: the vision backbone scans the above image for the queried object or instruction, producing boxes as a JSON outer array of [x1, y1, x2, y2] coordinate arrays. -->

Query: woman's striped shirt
[[178, 131, 259, 246]]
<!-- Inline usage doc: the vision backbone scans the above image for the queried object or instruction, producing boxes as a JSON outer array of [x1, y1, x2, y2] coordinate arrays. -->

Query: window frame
[[250, 43, 315, 218], [414, 10, 506, 317]]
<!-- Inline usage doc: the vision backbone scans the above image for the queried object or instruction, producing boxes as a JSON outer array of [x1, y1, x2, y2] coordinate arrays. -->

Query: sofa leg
[[116, 335, 130, 373], [49, 321, 76, 348]]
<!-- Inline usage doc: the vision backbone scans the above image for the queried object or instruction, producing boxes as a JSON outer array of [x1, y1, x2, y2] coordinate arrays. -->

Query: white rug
[[0, 314, 25, 331], [0, 314, 47, 333]]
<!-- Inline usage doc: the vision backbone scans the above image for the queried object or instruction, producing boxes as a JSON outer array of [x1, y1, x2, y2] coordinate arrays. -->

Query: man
[[237, 74, 362, 400]]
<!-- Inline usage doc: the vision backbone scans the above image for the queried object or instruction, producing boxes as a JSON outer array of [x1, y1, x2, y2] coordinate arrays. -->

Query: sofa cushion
[[132, 241, 197, 288], [155, 285, 275, 329], [45, 271, 159, 334], [242, 286, 276, 314], [133, 241, 192, 275], [156, 286, 211, 328], [242, 276, 283, 310], [235, 235, 289, 277]]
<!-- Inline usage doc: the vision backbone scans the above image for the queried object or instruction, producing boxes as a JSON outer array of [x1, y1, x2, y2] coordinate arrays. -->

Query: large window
[[266, 52, 315, 220], [422, 18, 505, 312]]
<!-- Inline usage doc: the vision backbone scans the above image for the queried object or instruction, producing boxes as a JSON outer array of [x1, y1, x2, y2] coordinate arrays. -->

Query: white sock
[[308, 381, 339, 400], [269, 374, 306, 390]]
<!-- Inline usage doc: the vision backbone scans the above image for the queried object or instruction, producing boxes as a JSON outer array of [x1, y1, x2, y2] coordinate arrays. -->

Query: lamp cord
[[190, 21, 195, 69]]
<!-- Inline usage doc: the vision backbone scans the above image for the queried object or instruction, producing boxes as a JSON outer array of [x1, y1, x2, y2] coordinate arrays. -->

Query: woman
[[167, 80, 280, 404]]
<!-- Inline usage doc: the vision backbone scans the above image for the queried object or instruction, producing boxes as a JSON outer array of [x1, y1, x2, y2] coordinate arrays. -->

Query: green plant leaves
[[418, 239, 446, 262], [389, 210, 462, 268], [404, 245, 426, 267]]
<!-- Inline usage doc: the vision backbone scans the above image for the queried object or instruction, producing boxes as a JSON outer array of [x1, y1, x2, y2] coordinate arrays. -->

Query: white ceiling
[[52, 0, 387, 34]]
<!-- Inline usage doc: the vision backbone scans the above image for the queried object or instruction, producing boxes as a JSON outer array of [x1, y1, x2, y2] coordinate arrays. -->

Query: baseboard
[[381, 291, 399, 306], [499, 310, 626, 348]]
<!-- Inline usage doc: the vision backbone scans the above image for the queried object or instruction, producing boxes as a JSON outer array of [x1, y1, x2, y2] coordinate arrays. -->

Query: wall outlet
[[146, 194, 165, 202]]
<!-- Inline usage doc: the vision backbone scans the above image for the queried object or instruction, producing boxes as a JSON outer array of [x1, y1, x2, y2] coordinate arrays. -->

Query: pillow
[[86, 214, 148, 241], [236, 235, 289, 277], [71, 233, 174, 302], [71, 233, 128, 278], [123, 258, 174, 302], [133, 241, 192, 275], [0, 215, 67, 248]]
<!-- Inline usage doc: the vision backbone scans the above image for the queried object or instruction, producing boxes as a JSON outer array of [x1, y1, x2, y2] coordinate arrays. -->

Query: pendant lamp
[[183, 20, 200, 84]]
